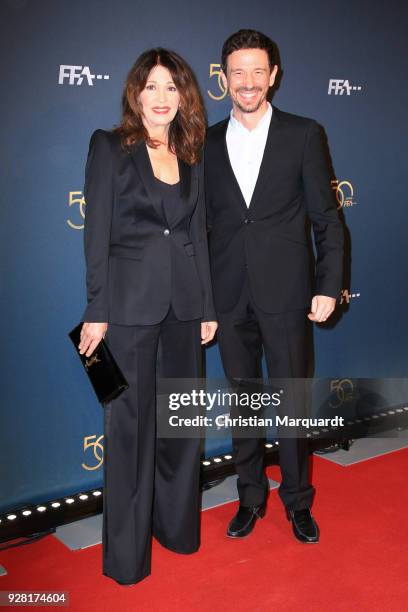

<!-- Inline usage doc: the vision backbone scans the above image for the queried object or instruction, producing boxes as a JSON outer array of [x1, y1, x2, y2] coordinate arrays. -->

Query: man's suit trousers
[[217, 276, 315, 511]]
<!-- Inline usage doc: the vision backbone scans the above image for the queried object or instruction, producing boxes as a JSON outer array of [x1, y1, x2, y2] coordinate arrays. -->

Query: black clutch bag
[[68, 322, 129, 405]]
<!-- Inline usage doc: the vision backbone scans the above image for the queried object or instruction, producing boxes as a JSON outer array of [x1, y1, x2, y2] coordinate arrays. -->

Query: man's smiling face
[[222, 48, 278, 114]]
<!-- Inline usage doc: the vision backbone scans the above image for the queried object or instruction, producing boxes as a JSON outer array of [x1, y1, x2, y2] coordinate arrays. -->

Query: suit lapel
[[129, 141, 164, 221], [178, 157, 191, 202], [216, 119, 248, 214], [248, 107, 282, 212]]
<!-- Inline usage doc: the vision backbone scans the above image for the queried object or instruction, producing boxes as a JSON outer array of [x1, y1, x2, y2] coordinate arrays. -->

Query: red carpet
[[1, 449, 407, 611]]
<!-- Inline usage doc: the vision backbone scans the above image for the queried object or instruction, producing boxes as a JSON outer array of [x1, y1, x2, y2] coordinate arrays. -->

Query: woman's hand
[[79, 322, 108, 357], [201, 321, 218, 345]]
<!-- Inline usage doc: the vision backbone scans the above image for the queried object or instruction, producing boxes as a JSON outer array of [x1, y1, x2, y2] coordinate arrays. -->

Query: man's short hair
[[221, 29, 278, 74]]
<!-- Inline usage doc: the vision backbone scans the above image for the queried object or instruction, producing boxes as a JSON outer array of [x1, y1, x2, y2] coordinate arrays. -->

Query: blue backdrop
[[1, 0, 407, 514]]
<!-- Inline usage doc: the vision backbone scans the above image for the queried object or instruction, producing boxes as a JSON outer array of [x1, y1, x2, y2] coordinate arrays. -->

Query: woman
[[78, 48, 217, 586]]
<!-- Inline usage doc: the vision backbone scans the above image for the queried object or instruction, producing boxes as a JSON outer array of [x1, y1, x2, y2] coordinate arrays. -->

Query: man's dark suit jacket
[[82, 129, 215, 325], [204, 106, 344, 314]]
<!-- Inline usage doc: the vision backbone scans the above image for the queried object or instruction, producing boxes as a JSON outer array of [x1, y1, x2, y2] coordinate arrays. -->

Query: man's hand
[[79, 322, 108, 357], [308, 295, 336, 323], [201, 321, 218, 345]]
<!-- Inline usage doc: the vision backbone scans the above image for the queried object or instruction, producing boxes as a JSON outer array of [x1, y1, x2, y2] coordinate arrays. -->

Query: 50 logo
[[67, 191, 86, 230], [331, 179, 357, 209], [207, 63, 227, 101], [82, 434, 104, 471], [329, 379, 354, 409]]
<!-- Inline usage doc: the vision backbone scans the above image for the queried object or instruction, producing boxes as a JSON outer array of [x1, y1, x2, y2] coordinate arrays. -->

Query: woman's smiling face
[[139, 64, 180, 132]]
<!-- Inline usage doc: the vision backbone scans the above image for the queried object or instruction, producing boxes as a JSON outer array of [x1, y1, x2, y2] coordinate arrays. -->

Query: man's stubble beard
[[230, 88, 267, 114]]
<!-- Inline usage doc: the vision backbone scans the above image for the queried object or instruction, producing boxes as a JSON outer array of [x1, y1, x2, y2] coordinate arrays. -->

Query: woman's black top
[[154, 176, 182, 228]]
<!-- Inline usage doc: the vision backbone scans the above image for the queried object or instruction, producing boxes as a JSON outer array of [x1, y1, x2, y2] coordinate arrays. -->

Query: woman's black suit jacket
[[82, 129, 216, 325]]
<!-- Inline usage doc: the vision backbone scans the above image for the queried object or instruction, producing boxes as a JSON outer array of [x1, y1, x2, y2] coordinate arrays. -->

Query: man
[[205, 29, 343, 543]]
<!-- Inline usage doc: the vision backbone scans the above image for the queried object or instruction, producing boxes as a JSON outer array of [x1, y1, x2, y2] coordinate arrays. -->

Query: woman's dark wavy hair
[[113, 48, 206, 165]]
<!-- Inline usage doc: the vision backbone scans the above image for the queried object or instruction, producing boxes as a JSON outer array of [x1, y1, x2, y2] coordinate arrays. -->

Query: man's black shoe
[[227, 503, 266, 538], [286, 507, 319, 543]]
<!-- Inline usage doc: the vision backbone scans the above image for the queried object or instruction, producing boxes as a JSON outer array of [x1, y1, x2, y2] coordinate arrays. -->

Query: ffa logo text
[[340, 290, 360, 305], [328, 79, 362, 95], [58, 65, 110, 85]]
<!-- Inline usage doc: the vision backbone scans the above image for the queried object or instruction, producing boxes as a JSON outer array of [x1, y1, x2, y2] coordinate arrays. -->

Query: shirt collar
[[229, 102, 273, 134]]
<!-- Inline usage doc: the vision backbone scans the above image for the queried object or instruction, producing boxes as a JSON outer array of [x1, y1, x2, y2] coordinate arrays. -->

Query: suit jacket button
[[163, 229, 170, 236], [244, 218, 250, 224]]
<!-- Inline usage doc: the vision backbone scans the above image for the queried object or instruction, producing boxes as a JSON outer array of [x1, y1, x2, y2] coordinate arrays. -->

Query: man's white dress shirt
[[226, 102, 273, 207]]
